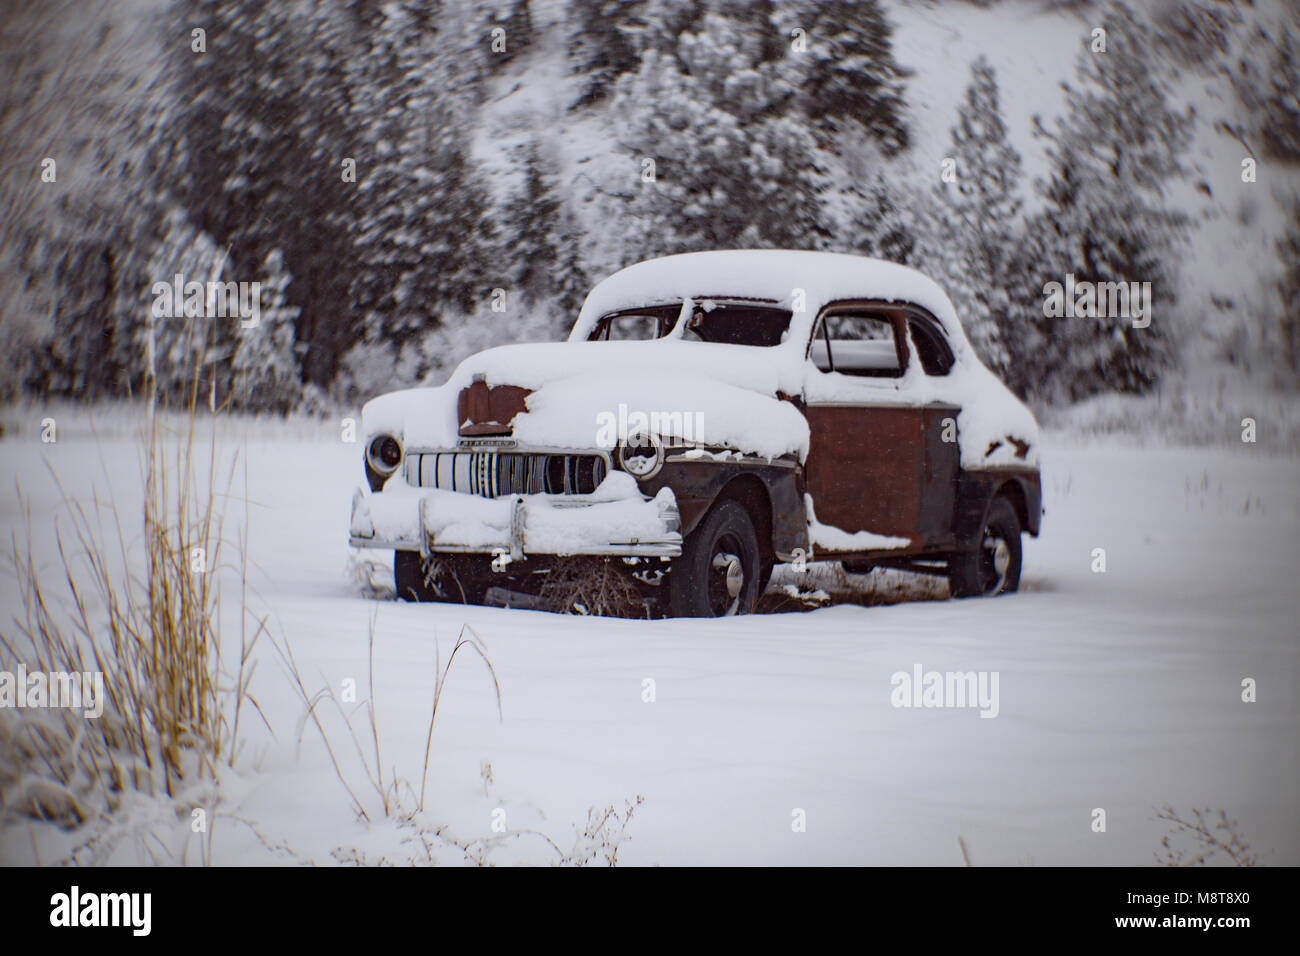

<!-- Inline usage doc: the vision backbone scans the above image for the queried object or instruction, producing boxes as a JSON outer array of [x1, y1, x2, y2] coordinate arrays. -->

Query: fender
[[954, 468, 1042, 550], [639, 457, 808, 558]]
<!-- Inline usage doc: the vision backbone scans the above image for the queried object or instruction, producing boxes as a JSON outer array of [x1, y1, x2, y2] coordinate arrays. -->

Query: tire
[[948, 496, 1022, 598], [395, 551, 491, 604], [669, 499, 762, 617]]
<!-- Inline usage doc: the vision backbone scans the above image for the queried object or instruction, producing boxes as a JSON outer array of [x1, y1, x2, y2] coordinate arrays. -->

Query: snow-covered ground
[[1, 416, 1295, 865]]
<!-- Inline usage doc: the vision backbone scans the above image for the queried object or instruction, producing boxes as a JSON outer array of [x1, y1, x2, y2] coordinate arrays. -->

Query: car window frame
[[588, 305, 681, 341], [806, 302, 912, 380], [589, 297, 791, 346], [904, 310, 956, 377]]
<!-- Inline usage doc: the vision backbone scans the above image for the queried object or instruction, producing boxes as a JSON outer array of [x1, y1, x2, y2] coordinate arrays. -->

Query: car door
[[801, 305, 961, 549], [905, 313, 961, 547], [802, 305, 926, 544]]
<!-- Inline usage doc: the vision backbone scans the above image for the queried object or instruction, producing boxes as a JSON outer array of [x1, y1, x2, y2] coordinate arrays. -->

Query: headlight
[[366, 434, 403, 477], [617, 432, 664, 480]]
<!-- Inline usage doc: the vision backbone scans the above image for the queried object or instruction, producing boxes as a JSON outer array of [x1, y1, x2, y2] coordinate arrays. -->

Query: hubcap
[[982, 533, 1010, 593], [709, 545, 745, 615], [713, 552, 744, 598]]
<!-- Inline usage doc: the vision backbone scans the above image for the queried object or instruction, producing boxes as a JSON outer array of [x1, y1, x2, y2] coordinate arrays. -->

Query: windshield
[[589, 300, 792, 347]]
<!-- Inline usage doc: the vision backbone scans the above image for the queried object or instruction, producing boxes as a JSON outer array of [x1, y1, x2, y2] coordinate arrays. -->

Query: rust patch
[[1007, 435, 1032, 460], [987, 436, 1031, 460], [458, 381, 531, 436], [803, 404, 924, 539]]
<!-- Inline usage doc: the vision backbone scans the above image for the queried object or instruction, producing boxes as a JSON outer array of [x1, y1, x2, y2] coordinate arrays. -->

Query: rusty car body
[[349, 251, 1043, 616]]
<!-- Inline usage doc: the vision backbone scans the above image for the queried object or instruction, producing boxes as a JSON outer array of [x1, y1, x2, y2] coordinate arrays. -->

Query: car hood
[[362, 339, 812, 461]]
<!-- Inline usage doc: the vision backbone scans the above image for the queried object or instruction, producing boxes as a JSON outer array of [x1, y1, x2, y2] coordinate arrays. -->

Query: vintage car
[[349, 250, 1042, 617]]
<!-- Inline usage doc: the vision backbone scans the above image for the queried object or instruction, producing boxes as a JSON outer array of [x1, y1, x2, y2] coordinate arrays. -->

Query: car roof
[[570, 250, 968, 352]]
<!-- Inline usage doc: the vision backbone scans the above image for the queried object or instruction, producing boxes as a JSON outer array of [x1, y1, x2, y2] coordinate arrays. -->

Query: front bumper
[[348, 474, 682, 559]]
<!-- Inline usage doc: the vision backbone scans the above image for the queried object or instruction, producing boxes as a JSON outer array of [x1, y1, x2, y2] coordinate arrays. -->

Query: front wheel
[[948, 497, 1022, 598], [669, 500, 762, 617]]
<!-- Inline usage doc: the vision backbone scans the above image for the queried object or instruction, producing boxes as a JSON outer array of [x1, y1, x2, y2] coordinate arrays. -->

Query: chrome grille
[[405, 452, 608, 497]]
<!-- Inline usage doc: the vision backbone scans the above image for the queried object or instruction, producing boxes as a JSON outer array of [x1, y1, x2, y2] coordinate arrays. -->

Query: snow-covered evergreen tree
[[930, 56, 1024, 374], [1277, 200, 1300, 378], [482, 0, 534, 72], [1020, 2, 1193, 400], [552, 229, 591, 323], [840, 173, 920, 267], [778, 0, 909, 154], [170, 0, 354, 387], [502, 140, 562, 304], [608, 14, 828, 258], [348, 2, 497, 348], [232, 250, 302, 414], [1257, 25, 1300, 161], [569, 0, 645, 107], [137, 210, 237, 407]]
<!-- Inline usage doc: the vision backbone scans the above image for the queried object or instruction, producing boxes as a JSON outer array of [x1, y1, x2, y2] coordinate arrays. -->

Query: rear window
[[680, 301, 792, 346]]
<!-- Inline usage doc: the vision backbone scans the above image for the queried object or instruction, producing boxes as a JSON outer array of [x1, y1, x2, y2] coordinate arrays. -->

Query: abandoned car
[[349, 250, 1043, 616]]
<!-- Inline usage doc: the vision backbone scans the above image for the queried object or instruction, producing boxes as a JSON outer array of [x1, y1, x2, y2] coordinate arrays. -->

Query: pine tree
[[932, 56, 1024, 374], [842, 173, 919, 266], [1022, 2, 1193, 400], [553, 231, 591, 323], [780, 0, 910, 154], [169, 0, 355, 387], [702, 0, 783, 64], [483, 0, 534, 72], [3, 0, 176, 401], [137, 210, 237, 407], [501, 141, 562, 304], [569, 0, 645, 108], [232, 249, 302, 413], [625, 0, 703, 59], [1277, 200, 1300, 378], [1258, 25, 1300, 161], [609, 15, 829, 258], [347, 2, 497, 348]]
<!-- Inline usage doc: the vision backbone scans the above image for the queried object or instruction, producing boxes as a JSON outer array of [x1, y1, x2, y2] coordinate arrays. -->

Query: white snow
[[571, 250, 969, 353], [805, 494, 911, 552], [2, 420, 1296, 865], [354, 470, 679, 554]]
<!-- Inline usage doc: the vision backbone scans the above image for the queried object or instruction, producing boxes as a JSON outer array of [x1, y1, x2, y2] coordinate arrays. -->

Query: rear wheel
[[948, 497, 1022, 598], [669, 500, 762, 617]]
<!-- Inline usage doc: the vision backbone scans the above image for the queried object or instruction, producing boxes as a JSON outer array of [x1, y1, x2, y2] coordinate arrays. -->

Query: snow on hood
[[451, 338, 803, 395], [515, 373, 809, 460], [362, 339, 810, 459]]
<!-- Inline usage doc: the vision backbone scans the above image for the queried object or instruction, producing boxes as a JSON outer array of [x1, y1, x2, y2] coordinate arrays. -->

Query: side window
[[809, 312, 905, 378], [907, 318, 955, 376]]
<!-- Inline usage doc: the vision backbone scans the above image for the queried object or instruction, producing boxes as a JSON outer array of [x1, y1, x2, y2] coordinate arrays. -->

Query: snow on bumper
[[349, 472, 682, 558]]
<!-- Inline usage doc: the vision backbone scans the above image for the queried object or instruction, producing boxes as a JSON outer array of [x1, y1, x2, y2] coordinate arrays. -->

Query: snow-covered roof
[[570, 250, 970, 357]]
